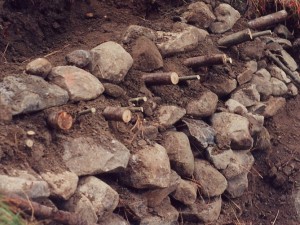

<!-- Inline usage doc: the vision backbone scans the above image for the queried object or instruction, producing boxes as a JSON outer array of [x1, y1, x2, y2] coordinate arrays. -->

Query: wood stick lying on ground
[[3, 194, 92, 225], [265, 50, 300, 88], [248, 10, 288, 30], [218, 29, 252, 48], [252, 30, 272, 39], [178, 75, 201, 81], [142, 72, 179, 86], [47, 111, 73, 130], [184, 54, 231, 68], [128, 97, 148, 104], [103, 106, 132, 123]]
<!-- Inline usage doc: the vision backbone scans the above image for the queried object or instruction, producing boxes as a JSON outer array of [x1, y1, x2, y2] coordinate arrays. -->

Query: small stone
[[274, 24, 294, 40], [103, 83, 126, 98], [240, 39, 266, 61], [225, 99, 248, 115], [204, 75, 237, 97], [287, 83, 298, 96], [231, 84, 260, 107], [26, 58, 52, 78], [186, 91, 218, 117], [206, 147, 235, 170], [255, 68, 271, 80], [122, 25, 157, 44], [49, 66, 104, 101], [271, 77, 288, 96], [161, 131, 194, 177], [280, 49, 298, 71], [65, 50, 92, 68], [246, 60, 258, 73], [263, 96, 286, 118], [251, 75, 272, 100], [142, 125, 159, 140], [237, 69, 254, 85], [172, 179, 198, 205], [132, 36, 163, 72], [25, 139, 34, 148], [157, 105, 186, 128], [226, 173, 249, 198], [0, 99, 12, 122], [268, 65, 291, 83], [246, 113, 264, 136], [99, 214, 129, 225], [194, 159, 227, 197]]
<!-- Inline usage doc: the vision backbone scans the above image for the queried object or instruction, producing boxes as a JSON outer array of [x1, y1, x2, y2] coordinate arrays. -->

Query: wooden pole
[[218, 29, 252, 48], [102, 106, 132, 123], [248, 10, 288, 30], [128, 97, 148, 104], [47, 111, 73, 130], [184, 54, 230, 68], [142, 72, 179, 86], [178, 75, 201, 81], [252, 30, 272, 39]]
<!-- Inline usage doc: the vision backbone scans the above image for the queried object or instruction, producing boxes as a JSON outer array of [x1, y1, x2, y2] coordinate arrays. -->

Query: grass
[[0, 196, 26, 225]]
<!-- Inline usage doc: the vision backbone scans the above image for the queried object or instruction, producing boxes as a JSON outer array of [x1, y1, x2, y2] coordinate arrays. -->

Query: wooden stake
[[142, 72, 179, 86], [252, 30, 272, 39], [184, 54, 230, 68], [103, 106, 132, 123], [129, 107, 144, 112], [128, 97, 148, 104], [77, 108, 96, 116], [47, 111, 73, 130], [218, 29, 252, 48], [248, 10, 288, 30], [178, 75, 201, 81]]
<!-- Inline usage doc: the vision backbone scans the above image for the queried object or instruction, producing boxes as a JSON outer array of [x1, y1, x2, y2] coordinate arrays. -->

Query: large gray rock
[[226, 173, 249, 198], [211, 112, 253, 150], [194, 159, 227, 197], [182, 2, 216, 28], [206, 147, 235, 170], [40, 170, 78, 200], [231, 84, 260, 107], [90, 41, 133, 83], [0, 171, 50, 199], [204, 75, 237, 97], [0, 75, 68, 115], [122, 25, 157, 44], [186, 91, 218, 117], [280, 49, 298, 71], [172, 179, 197, 205], [99, 214, 129, 225], [263, 96, 286, 118], [157, 105, 186, 127], [26, 58, 52, 78], [181, 197, 222, 223], [77, 176, 119, 218], [251, 74, 272, 100], [161, 131, 194, 177], [123, 143, 171, 189], [268, 65, 291, 83], [225, 99, 248, 115], [62, 136, 130, 176], [271, 77, 288, 96], [209, 4, 241, 34], [49, 66, 104, 101]]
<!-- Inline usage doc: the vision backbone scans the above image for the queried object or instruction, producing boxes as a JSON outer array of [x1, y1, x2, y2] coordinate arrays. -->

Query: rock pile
[[1, 1, 299, 224]]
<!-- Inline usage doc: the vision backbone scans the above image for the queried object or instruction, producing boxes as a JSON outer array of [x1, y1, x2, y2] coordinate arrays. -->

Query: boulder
[[226, 173, 249, 198], [204, 75, 237, 97], [26, 58, 52, 78], [157, 105, 186, 128], [122, 25, 157, 44], [172, 179, 197, 205], [263, 96, 286, 118], [65, 50, 92, 68], [271, 77, 288, 96], [225, 99, 248, 115], [231, 84, 260, 107], [103, 83, 126, 98]]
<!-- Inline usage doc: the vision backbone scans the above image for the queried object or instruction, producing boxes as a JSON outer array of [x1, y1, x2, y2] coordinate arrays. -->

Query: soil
[[0, 0, 300, 224]]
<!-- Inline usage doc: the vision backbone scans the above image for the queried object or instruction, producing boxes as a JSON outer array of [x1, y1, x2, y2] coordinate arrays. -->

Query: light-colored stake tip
[[170, 72, 179, 85], [90, 108, 96, 114], [25, 139, 34, 148], [122, 110, 132, 123]]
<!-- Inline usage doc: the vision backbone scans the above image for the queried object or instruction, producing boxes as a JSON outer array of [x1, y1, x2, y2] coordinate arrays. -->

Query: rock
[[77, 176, 119, 218], [90, 41, 133, 83], [63, 193, 98, 224], [26, 58, 52, 78], [172, 179, 197, 205], [280, 49, 298, 71], [122, 25, 157, 44], [226, 173, 249, 198], [0, 98, 12, 122], [251, 75, 272, 100], [40, 171, 78, 200], [206, 147, 235, 170], [103, 83, 126, 98], [255, 68, 271, 80], [203, 75, 237, 97], [182, 2, 216, 29], [181, 197, 222, 223], [186, 91, 218, 117], [156, 26, 207, 56], [287, 83, 298, 96], [0, 75, 69, 115], [99, 214, 129, 225], [237, 69, 254, 85], [161, 131, 194, 177], [209, 4, 241, 34], [253, 126, 271, 151], [132, 36, 163, 72], [211, 112, 253, 150], [62, 136, 130, 176], [240, 39, 266, 60], [0, 172, 50, 199], [194, 159, 227, 197], [65, 50, 92, 68], [123, 143, 171, 189], [246, 60, 258, 73], [157, 105, 186, 128], [271, 77, 288, 96], [265, 42, 283, 52], [49, 66, 104, 101], [268, 65, 291, 83], [225, 99, 248, 115], [263, 96, 286, 118], [143, 170, 180, 207], [173, 22, 209, 42], [274, 24, 294, 40], [221, 151, 254, 179], [245, 113, 264, 136], [294, 187, 300, 222], [176, 118, 215, 150], [142, 125, 159, 140], [231, 84, 260, 107]]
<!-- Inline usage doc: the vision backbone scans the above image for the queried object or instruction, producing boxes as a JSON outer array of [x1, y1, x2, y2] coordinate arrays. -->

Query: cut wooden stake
[[178, 75, 201, 81], [129, 107, 144, 112], [78, 107, 96, 117], [252, 30, 272, 39], [218, 29, 253, 48], [248, 10, 288, 30], [128, 97, 148, 104], [265, 50, 300, 88], [103, 106, 132, 123], [47, 111, 73, 130], [142, 72, 179, 86], [184, 54, 230, 68]]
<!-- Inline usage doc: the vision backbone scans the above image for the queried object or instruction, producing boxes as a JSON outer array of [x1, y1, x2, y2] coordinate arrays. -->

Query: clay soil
[[0, 0, 300, 224]]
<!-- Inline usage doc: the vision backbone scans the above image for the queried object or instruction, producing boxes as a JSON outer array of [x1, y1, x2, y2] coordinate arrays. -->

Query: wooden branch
[[103, 106, 132, 123], [252, 30, 272, 39], [128, 107, 144, 112], [184, 54, 231, 68], [248, 10, 288, 30], [178, 75, 200, 81], [78, 108, 96, 117], [3, 194, 92, 225], [47, 111, 73, 130], [265, 50, 300, 88], [142, 72, 179, 86], [218, 29, 252, 48], [128, 97, 148, 104]]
